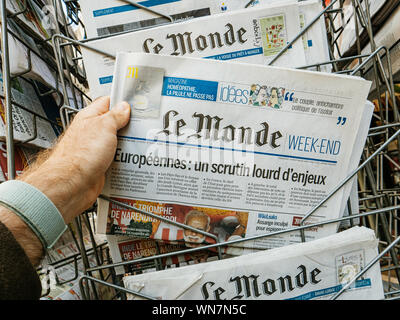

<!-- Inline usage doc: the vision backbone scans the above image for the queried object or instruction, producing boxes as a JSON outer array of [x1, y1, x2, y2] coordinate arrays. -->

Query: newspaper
[[6, 22, 84, 110], [79, 0, 224, 39], [79, 0, 294, 39], [337, 100, 374, 228], [222, 0, 331, 72], [333, 0, 389, 59], [0, 75, 59, 149], [5, 0, 54, 40], [107, 235, 219, 275], [0, 141, 37, 181], [298, 0, 331, 72], [123, 226, 384, 300], [97, 52, 372, 253], [40, 217, 111, 300], [81, 0, 306, 99], [360, 5, 400, 91]]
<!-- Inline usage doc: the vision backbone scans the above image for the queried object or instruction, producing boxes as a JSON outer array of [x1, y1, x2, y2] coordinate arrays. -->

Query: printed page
[[0, 76, 58, 149], [223, 0, 331, 71], [107, 235, 218, 275], [298, 0, 331, 72], [97, 52, 371, 253], [123, 226, 384, 300], [81, 1, 306, 99], [79, 0, 222, 39]]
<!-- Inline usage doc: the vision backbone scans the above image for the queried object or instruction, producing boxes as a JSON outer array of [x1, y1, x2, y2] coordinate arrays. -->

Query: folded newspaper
[[332, 0, 389, 59], [6, 21, 85, 110], [123, 226, 384, 300], [0, 75, 59, 149], [224, 0, 331, 71], [81, 0, 308, 99], [360, 4, 400, 90], [97, 52, 372, 253], [107, 235, 219, 275], [79, 0, 223, 38]]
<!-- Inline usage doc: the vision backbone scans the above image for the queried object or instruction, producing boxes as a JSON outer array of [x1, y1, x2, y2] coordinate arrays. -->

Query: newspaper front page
[[97, 52, 371, 252], [123, 226, 384, 300], [81, 1, 306, 99]]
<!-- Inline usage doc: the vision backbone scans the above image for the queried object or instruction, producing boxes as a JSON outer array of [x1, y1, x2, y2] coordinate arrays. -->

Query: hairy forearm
[[0, 97, 130, 268], [0, 206, 44, 266], [0, 146, 98, 266]]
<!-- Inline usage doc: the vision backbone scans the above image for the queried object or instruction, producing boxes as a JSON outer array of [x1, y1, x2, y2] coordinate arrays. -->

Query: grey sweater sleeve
[[0, 221, 42, 300]]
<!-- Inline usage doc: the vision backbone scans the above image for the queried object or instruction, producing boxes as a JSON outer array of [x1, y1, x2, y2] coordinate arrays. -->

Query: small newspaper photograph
[[97, 52, 373, 253], [81, 0, 307, 99], [123, 226, 385, 300], [107, 235, 219, 275], [79, 0, 223, 38]]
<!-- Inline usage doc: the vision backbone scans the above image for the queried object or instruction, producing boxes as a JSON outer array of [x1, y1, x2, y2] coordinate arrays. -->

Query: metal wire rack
[[1, 0, 400, 300]]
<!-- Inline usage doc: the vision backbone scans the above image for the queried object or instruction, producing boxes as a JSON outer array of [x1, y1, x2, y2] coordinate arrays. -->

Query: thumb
[[107, 101, 131, 130]]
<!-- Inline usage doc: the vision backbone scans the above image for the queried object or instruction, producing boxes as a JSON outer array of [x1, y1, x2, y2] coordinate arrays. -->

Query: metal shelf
[[2, 0, 400, 300]]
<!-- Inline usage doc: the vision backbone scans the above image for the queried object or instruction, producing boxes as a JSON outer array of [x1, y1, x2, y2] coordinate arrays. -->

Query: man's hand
[[22, 96, 131, 224], [0, 96, 131, 265]]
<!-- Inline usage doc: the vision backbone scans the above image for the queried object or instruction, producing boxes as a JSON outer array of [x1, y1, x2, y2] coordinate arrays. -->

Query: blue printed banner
[[162, 77, 218, 101], [205, 48, 263, 61], [287, 279, 371, 300], [93, 0, 180, 17], [100, 75, 219, 102], [99, 76, 114, 85]]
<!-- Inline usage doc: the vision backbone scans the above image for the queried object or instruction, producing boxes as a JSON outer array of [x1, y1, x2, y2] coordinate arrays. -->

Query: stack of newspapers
[[79, 0, 384, 299], [0, 0, 86, 150], [40, 221, 110, 300]]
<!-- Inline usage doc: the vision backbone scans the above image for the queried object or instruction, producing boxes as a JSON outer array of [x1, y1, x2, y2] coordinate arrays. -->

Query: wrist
[[0, 202, 44, 266], [19, 158, 87, 224]]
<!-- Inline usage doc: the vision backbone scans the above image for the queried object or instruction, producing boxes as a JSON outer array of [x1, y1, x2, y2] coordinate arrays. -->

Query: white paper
[[360, 5, 400, 87], [79, 0, 222, 39], [333, 0, 388, 58], [81, 1, 306, 99], [298, 0, 331, 72], [97, 52, 371, 254], [123, 226, 384, 300], [223, 0, 331, 72]]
